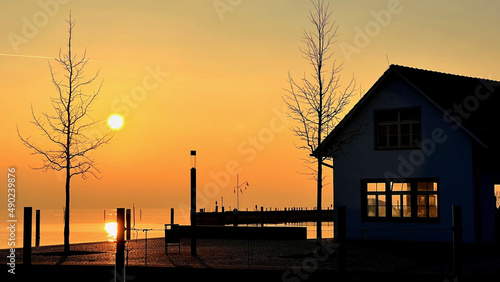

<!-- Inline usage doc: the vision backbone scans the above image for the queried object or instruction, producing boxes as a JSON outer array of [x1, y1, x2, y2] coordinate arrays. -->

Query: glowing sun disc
[[104, 222, 118, 241], [108, 114, 124, 130]]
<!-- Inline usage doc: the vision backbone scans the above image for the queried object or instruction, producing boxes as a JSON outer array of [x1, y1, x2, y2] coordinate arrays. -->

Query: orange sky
[[1, 0, 499, 214]]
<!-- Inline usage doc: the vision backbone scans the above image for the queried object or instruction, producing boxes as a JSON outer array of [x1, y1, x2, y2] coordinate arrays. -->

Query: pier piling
[[23, 207, 32, 266], [35, 209, 40, 247]]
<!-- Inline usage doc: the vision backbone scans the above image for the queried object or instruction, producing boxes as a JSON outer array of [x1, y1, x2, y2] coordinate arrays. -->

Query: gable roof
[[316, 65, 500, 157]]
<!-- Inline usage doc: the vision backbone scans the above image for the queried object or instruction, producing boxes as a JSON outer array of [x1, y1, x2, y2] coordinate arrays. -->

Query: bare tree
[[283, 0, 358, 243], [17, 13, 112, 253]]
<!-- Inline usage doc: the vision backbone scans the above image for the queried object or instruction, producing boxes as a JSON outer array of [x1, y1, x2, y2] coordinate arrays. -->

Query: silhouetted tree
[[283, 0, 358, 243], [18, 13, 111, 253]]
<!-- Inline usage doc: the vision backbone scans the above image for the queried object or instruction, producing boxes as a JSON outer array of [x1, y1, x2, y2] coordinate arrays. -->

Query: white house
[[315, 65, 500, 243]]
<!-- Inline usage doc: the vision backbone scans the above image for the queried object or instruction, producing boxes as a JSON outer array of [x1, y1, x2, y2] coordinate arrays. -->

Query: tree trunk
[[316, 155, 322, 245], [64, 171, 70, 253]]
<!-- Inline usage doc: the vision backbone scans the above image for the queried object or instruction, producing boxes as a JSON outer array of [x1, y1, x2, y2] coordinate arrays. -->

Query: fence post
[[452, 205, 463, 281], [35, 209, 40, 247], [23, 207, 32, 266], [116, 208, 125, 282], [337, 206, 347, 274]]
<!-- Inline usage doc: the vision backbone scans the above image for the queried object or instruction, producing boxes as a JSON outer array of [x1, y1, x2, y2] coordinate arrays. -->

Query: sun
[[107, 114, 124, 130], [104, 222, 118, 241]]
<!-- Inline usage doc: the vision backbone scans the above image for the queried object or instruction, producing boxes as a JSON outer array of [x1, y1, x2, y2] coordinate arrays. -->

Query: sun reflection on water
[[104, 222, 118, 241]]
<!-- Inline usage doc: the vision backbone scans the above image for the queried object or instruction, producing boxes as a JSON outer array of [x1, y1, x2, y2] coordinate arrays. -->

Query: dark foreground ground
[[1, 238, 499, 282]]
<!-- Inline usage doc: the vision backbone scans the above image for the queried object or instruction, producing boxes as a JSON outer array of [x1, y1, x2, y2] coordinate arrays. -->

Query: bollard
[[23, 207, 32, 266], [35, 209, 40, 247], [116, 208, 125, 282], [171, 208, 174, 225], [126, 209, 131, 241], [452, 205, 463, 281]]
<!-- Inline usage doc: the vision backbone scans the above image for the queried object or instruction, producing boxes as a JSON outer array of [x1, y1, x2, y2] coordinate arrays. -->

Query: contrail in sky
[[0, 53, 104, 62]]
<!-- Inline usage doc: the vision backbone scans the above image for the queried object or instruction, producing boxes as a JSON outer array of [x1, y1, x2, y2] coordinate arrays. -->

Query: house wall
[[332, 75, 476, 243]]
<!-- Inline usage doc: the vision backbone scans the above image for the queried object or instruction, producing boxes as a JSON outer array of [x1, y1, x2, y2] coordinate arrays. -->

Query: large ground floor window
[[361, 178, 439, 222]]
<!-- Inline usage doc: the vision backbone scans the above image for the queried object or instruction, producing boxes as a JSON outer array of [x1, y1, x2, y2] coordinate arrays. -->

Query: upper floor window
[[374, 107, 421, 149]]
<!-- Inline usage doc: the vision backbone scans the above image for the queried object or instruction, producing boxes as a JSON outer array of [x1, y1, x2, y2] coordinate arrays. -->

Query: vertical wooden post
[[452, 205, 463, 281], [170, 208, 174, 225], [35, 209, 40, 247], [190, 150, 197, 257], [337, 206, 347, 273], [116, 208, 125, 282], [260, 206, 264, 227], [233, 209, 238, 227], [126, 209, 131, 241], [23, 207, 32, 266]]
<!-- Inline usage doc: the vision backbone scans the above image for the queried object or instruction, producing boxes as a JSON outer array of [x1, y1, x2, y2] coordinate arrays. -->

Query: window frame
[[374, 107, 422, 150], [361, 178, 440, 223]]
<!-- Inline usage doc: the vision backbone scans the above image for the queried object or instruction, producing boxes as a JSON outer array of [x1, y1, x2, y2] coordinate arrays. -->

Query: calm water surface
[[1, 208, 333, 249]]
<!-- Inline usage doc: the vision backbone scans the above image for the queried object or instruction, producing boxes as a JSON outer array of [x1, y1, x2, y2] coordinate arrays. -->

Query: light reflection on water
[[104, 222, 118, 242], [0, 208, 333, 249]]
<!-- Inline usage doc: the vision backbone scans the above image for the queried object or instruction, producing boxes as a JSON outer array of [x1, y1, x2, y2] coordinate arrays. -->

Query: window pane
[[412, 123, 421, 134], [367, 195, 376, 205], [403, 195, 411, 206], [378, 206, 386, 217], [418, 206, 427, 217], [432, 182, 438, 191], [401, 124, 410, 134], [379, 195, 386, 204], [367, 183, 377, 192], [402, 183, 410, 191], [378, 125, 387, 135], [389, 136, 398, 147], [403, 206, 412, 217], [418, 195, 427, 205], [429, 195, 438, 205], [429, 206, 438, 218], [392, 195, 401, 217], [401, 135, 410, 146], [418, 182, 429, 191], [389, 124, 398, 135], [367, 206, 376, 217], [376, 183, 385, 192], [392, 182, 401, 191]]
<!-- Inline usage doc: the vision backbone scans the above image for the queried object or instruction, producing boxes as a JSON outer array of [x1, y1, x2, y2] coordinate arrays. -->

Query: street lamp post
[[234, 173, 249, 211], [190, 150, 197, 256]]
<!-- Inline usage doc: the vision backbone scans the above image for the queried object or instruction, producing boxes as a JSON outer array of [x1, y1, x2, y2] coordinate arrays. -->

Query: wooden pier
[[195, 208, 334, 225]]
